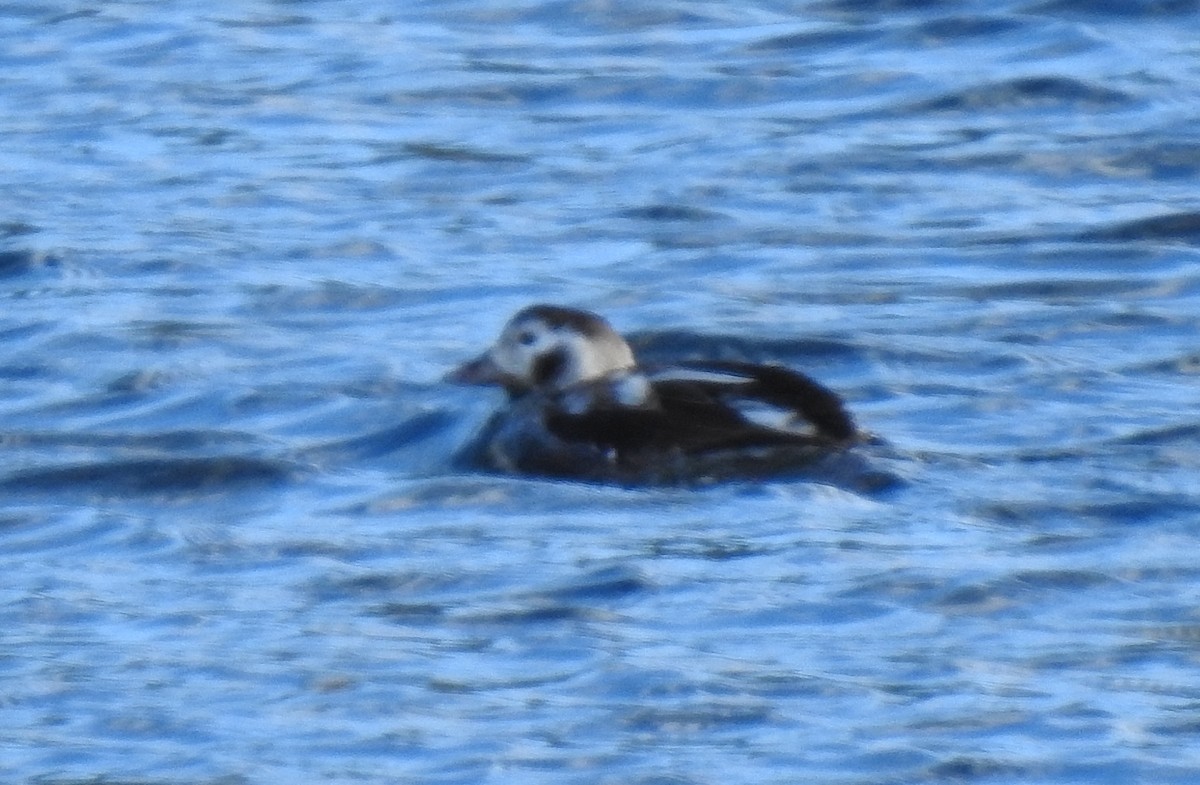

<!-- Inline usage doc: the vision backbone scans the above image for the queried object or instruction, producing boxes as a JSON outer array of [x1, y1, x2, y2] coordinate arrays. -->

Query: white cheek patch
[[562, 330, 635, 383], [494, 322, 555, 378], [491, 344, 525, 376], [559, 332, 595, 384]]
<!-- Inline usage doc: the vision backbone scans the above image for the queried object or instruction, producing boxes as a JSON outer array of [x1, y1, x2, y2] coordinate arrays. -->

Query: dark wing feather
[[544, 404, 673, 452], [652, 378, 835, 451], [660, 360, 858, 442], [544, 373, 840, 457]]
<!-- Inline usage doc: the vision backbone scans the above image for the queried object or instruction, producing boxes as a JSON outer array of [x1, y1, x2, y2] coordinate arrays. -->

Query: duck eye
[[517, 331, 537, 346]]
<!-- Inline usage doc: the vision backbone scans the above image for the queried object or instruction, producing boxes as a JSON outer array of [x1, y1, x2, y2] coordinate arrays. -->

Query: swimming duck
[[447, 304, 860, 483]]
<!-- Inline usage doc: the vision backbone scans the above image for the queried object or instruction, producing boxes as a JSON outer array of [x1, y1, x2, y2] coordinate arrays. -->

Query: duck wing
[[648, 361, 857, 442], [544, 395, 816, 456], [542, 363, 852, 456]]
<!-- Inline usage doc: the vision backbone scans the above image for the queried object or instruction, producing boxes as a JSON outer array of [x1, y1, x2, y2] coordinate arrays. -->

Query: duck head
[[447, 304, 636, 395]]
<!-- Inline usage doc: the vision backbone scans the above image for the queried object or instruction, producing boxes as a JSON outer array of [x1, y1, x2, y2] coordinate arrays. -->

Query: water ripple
[[3, 1, 1199, 783], [2, 456, 298, 496]]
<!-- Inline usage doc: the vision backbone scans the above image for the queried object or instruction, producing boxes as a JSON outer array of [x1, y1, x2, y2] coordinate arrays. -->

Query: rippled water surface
[[4, 1, 1200, 783]]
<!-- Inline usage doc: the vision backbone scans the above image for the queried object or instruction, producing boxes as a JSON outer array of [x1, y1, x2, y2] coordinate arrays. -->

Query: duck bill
[[445, 352, 506, 386]]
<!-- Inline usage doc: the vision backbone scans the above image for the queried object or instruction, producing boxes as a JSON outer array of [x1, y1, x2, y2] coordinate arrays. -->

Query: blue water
[[3, 1, 1200, 782]]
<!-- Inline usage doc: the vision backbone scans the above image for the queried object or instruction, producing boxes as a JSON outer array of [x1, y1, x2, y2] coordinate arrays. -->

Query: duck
[[446, 304, 861, 483]]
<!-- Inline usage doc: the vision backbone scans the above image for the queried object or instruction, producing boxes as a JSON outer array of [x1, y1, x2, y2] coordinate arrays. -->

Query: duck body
[[447, 304, 861, 484]]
